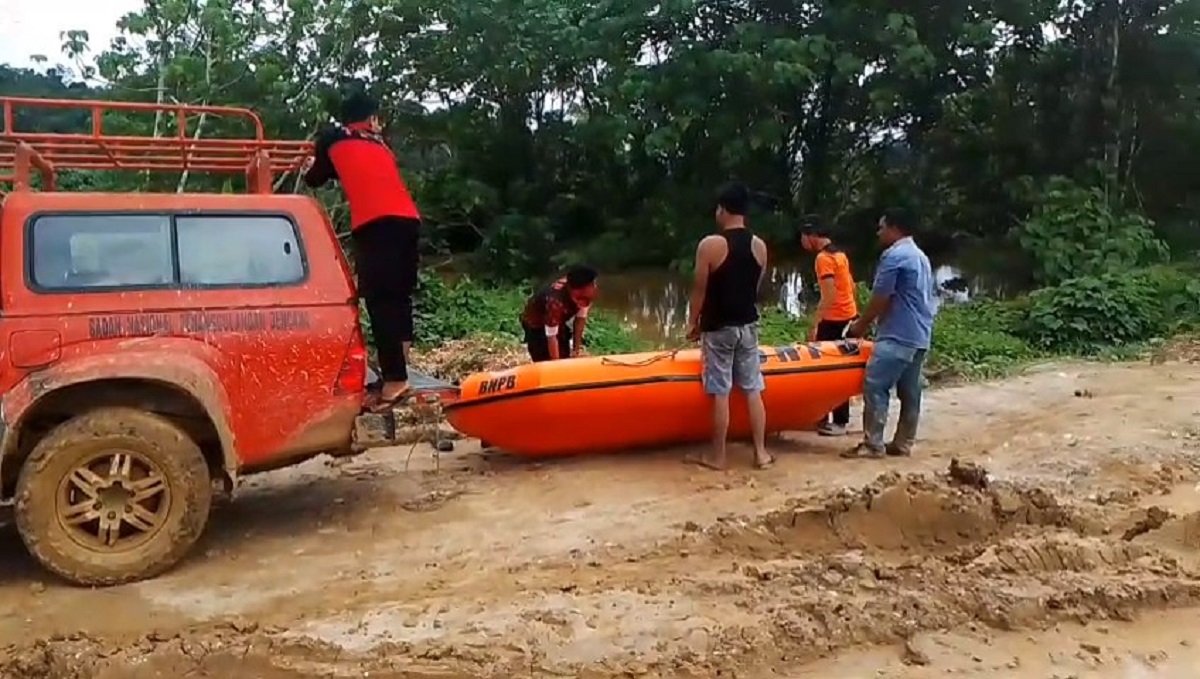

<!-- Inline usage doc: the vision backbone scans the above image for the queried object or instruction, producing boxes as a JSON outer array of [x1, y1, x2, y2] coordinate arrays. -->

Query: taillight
[[334, 323, 368, 394]]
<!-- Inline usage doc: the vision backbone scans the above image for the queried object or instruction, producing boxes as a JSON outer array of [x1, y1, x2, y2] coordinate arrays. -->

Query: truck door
[[174, 212, 354, 461]]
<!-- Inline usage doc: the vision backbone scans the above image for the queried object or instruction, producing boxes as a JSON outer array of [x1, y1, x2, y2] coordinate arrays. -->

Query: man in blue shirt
[[843, 209, 937, 458]]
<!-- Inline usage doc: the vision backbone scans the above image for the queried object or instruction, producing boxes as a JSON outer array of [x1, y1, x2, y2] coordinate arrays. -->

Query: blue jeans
[[862, 339, 927, 453]]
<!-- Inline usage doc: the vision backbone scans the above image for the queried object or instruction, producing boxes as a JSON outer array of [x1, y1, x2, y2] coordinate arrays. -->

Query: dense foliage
[[4, 0, 1200, 379], [4, 0, 1200, 278]]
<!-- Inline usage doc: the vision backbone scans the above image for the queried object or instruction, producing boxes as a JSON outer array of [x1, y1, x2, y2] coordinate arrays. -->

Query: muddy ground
[[4, 357, 1200, 678]]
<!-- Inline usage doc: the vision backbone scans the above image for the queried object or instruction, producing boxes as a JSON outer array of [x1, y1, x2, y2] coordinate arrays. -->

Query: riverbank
[[433, 238, 1030, 346], [404, 263, 1200, 385]]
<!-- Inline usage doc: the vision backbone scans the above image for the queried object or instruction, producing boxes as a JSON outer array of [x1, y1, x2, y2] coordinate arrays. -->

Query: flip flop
[[754, 454, 776, 470], [366, 389, 411, 413], [682, 452, 725, 471]]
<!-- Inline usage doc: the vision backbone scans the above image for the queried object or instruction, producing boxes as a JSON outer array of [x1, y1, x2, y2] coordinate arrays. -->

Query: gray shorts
[[701, 322, 765, 396]]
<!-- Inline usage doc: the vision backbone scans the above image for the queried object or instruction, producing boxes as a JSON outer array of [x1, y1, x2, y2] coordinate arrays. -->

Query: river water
[[593, 244, 1027, 343]]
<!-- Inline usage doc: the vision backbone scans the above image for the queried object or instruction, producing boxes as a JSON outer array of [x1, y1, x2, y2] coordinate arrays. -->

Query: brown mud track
[[4, 360, 1200, 677]]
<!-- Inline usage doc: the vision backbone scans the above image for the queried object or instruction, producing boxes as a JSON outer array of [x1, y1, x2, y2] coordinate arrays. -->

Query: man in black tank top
[[684, 182, 773, 471]]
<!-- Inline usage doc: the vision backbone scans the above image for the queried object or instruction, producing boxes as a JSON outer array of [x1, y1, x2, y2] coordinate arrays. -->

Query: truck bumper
[[351, 391, 460, 452]]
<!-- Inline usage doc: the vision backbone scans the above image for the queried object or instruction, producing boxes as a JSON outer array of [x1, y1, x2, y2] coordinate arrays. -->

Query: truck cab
[[0, 97, 381, 586]]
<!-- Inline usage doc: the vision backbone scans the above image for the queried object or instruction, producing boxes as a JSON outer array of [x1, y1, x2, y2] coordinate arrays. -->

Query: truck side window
[[176, 215, 306, 287], [29, 214, 174, 290]]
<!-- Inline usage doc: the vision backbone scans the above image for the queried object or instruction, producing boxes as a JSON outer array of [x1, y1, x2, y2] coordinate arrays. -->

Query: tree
[[4, 0, 1197, 280]]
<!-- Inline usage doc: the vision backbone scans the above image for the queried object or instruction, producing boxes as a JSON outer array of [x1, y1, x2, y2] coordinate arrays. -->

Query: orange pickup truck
[[0, 97, 450, 587]]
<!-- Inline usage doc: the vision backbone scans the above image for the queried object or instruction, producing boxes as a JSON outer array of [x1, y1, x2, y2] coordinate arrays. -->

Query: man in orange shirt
[[800, 216, 859, 436]]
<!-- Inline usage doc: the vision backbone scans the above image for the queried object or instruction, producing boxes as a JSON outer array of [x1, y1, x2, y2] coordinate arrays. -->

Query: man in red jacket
[[304, 91, 421, 411]]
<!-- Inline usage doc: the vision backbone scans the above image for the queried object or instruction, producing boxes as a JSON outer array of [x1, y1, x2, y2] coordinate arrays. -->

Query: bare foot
[[683, 451, 725, 471], [754, 453, 776, 469]]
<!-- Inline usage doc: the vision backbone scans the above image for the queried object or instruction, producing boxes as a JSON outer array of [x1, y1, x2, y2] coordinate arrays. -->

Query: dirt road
[[5, 358, 1200, 678]]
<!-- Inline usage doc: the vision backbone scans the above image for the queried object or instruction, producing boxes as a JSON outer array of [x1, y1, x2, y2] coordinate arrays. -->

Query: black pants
[[816, 317, 855, 426], [523, 320, 572, 362], [353, 216, 420, 382]]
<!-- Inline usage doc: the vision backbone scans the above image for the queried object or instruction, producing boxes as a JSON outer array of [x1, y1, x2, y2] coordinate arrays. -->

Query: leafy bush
[[1018, 272, 1162, 353], [1017, 177, 1168, 286], [1011, 179, 1197, 356], [411, 272, 525, 345], [1143, 264, 1200, 334]]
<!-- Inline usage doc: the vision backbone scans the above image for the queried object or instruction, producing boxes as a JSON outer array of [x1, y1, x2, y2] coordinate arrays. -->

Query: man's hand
[[845, 319, 868, 338], [572, 346, 589, 358], [808, 324, 819, 342], [686, 323, 701, 342], [300, 156, 315, 173]]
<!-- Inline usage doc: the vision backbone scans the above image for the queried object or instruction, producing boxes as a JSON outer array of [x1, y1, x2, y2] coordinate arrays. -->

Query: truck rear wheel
[[14, 407, 213, 586]]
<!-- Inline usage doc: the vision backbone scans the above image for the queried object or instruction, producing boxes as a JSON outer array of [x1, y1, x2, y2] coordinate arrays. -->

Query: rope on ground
[[399, 392, 447, 473]]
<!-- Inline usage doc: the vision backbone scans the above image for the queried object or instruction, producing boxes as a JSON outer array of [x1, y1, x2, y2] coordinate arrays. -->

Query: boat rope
[[598, 340, 863, 367], [600, 348, 683, 367]]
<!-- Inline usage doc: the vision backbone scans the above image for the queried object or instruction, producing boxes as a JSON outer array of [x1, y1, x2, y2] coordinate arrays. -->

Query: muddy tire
[[14, 407, 212, 587]]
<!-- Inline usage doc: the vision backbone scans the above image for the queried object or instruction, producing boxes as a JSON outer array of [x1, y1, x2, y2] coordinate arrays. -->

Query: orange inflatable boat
[[442, 339, 873, 457]]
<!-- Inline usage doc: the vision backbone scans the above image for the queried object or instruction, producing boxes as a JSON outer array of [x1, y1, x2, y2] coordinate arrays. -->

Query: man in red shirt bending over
[[304, 91, 421, 411], [520, 266, 598, 362]]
